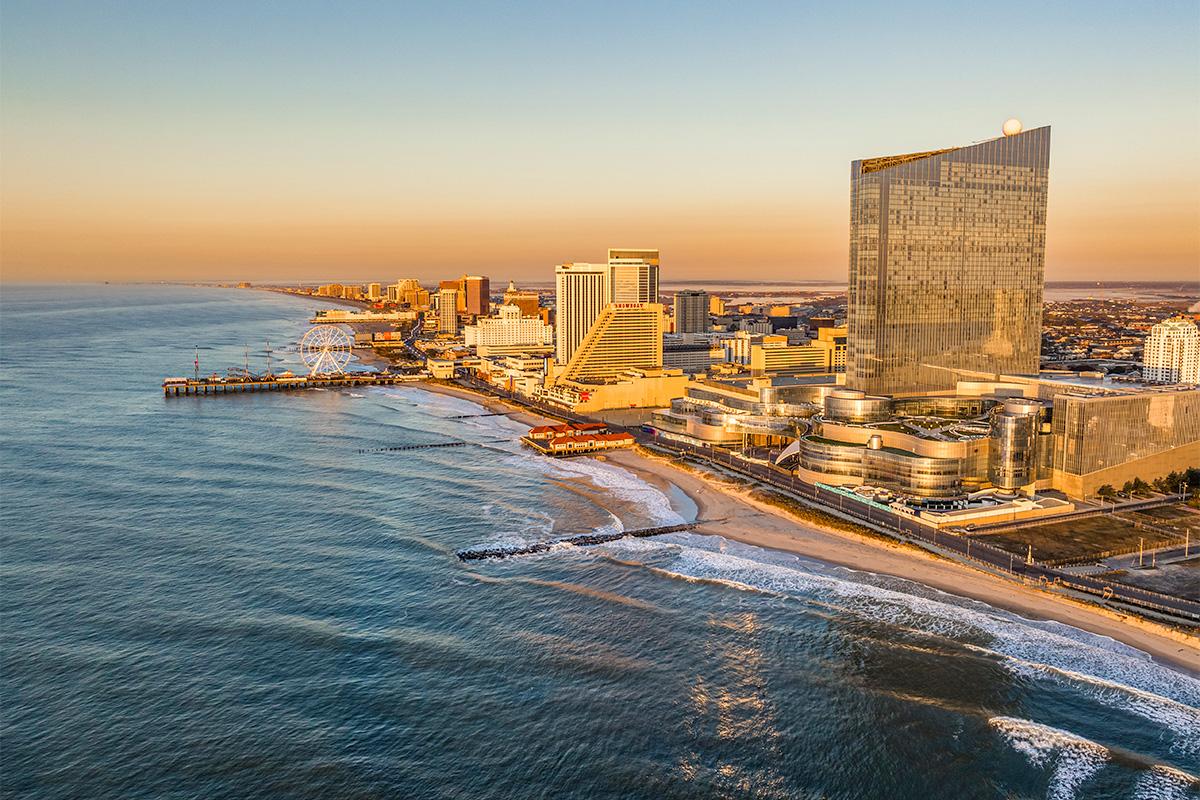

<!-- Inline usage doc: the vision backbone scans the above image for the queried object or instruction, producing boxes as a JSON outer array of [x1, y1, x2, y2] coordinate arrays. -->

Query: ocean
[[2, 285, 1197, 800]]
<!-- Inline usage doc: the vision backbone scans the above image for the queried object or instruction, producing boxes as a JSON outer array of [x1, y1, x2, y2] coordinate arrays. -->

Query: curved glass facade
[[824, 390, 893, 424], [988, 404, 1042, 489], [798, 436, 964, 497]]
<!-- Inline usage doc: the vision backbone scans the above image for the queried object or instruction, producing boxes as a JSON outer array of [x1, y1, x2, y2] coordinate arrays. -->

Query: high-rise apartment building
[[560, 303, 664, 383], [846, 126, 1051, 395], [555, 263, 610, 364], [438, 288, 459, 335], [1144, 316, 1200, 384], [464, 276, 491, 316], [367, 283, 382, 301], [439, 280, 468, 313], [608, 249, 659, 304], [674, 290, 709, 335]]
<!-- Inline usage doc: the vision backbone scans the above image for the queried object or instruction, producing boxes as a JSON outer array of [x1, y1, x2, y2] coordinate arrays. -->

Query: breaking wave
[[990, 717, 1108, 800]]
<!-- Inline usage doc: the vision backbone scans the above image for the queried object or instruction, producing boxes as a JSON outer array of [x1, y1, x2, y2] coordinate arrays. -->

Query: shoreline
[[413, 380, 1200, 676]]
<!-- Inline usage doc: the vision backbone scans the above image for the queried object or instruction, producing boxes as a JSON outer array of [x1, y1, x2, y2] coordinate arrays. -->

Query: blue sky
[[2, 1, 1197, 282]]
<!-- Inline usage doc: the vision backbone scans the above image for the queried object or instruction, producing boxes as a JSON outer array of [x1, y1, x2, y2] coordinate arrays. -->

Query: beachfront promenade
[[454, 376, 1200, 626]]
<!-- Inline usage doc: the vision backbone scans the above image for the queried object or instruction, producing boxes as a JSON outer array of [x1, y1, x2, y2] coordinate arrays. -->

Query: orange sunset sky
[[2, 2, 1197, 285]]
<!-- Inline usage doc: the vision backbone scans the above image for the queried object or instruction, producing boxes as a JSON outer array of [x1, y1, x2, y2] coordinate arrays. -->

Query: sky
[[1, 1, 1197, 285]]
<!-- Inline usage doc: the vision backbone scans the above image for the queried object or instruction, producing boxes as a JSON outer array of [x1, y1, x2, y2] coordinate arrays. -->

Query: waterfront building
[[502, 281, 541, 317], [462, 304, 554, 357], [608, 248, 659, 303], [1144, 316, 1200, 384], [367, 283, 382, 301], [783, 375, 1200, 500], [542, 367, 691, 414], [710, 296, 726, 315], [674, 290, 709, 334], [438, 288, 459, 335], [555, 262, 611, 364], [464, 276, 491, 316], [542, 302, 692, 412], [560, 303, 663, 383], [846, 126, 1051, 396]]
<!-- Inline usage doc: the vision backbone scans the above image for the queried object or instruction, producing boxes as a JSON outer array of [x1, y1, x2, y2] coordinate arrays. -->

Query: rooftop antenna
[[266, 342, 271, 377], [245, 343, 249, 375], [194, 346, 199, 382]]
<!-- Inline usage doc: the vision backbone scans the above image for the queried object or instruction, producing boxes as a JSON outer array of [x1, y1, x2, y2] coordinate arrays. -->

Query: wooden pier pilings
[[163, 373, 420, 396]]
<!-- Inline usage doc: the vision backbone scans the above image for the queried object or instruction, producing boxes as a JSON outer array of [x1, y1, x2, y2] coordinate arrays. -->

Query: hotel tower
[[556, 249, 661, 365], [555, 263, 611, 364], [607, 249, 659, 304], [846, 126, 1051, 395]]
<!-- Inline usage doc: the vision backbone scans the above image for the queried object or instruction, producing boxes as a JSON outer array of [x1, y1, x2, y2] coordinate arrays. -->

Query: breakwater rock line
[[456, 523, 702, 561]]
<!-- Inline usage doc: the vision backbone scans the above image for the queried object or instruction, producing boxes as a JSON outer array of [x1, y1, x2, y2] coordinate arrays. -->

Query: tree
[[1132, 477, 1152, 495], [1187, 467, 1200, 489], [1096, 484, 1117, 501], [1122, 480, 1136, 495]]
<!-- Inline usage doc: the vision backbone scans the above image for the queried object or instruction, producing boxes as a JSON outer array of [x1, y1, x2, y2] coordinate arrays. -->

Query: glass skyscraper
[[846, 127, 1051, 396]]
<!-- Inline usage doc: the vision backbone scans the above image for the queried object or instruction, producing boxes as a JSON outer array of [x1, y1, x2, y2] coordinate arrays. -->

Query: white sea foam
[[1133, 764, 1200, 800], [494, 450, 684, 530], [990, 717, 1108, 800], [1002, 659, 1200, 758], [597, 535, 1200, 735]]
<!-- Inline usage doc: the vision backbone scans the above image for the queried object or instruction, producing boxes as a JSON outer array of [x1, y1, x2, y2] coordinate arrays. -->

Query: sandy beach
[[416, 380, 1200, 675]]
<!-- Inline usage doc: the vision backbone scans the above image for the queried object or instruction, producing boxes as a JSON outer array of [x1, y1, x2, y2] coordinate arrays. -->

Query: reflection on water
[[2, 285, 1198, 800]]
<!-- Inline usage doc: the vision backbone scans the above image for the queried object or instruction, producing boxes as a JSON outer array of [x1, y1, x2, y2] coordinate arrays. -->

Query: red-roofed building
[[526, 422, 610, 441]]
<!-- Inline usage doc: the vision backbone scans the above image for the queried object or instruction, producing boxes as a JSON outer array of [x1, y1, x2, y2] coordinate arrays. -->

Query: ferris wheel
[[300, 325, 352, 375]]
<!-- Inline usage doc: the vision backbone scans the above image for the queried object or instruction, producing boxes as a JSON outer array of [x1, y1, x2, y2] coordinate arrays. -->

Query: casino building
[[847, 126, 1050, 396]]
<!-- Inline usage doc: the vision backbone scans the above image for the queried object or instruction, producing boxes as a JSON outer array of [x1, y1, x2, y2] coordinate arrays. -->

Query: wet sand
[[416, 380, 1200, 675]]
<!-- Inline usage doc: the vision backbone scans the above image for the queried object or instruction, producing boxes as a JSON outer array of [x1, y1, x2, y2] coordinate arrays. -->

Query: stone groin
[[456, 522, 700, 561]]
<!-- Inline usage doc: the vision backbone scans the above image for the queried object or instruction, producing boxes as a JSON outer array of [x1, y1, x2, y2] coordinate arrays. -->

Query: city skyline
[[1, 2, 1197, 284]]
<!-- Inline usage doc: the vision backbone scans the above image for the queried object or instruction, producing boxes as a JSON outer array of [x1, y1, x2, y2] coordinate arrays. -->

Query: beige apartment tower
[[438, 288, 459, 335]]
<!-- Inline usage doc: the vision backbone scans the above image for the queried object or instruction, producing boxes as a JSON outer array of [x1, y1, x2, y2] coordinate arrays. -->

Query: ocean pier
[[163, 373, 420, 396], [456, 522, 702, 561]]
